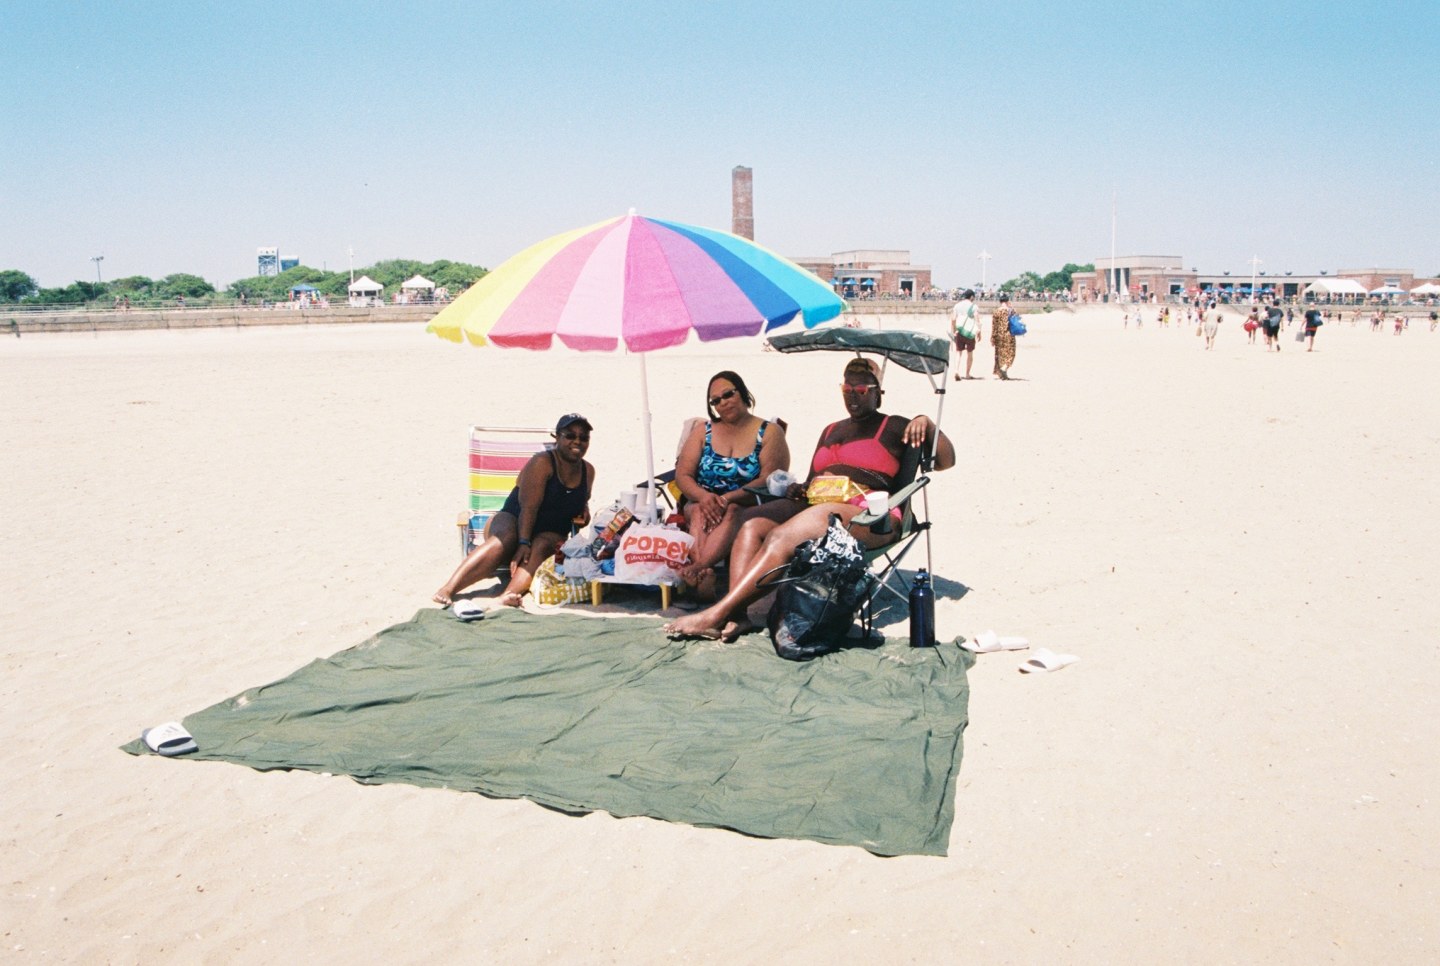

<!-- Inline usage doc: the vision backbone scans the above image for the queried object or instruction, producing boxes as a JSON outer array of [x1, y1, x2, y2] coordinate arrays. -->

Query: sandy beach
[[3, 305, 1437, 962]]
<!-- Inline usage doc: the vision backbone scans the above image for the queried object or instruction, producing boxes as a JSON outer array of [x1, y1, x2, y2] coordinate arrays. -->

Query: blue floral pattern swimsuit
[[696, 420, 769, 494]]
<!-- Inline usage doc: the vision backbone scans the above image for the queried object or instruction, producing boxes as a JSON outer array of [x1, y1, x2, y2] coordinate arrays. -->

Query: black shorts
[[953, 333, 977, 351]]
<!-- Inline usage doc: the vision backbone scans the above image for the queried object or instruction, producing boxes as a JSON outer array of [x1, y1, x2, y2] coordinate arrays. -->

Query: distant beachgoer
[[1264, 305, 1283, 352], [950, 289, 980, 380], [1244, 308, 1260, 344], [1430, 311, 1437, 332], [1202, 308, 1221, 349], [1395, 315, 1405, 335], [991, 293, 1017, 380], [1303, 307, 1323, 351]]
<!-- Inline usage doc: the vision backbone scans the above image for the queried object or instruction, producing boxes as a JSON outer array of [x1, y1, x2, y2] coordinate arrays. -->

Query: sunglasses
[[559, 431, 590, 442], [708, 388, 739, 408], [840, 382, 878, 395]]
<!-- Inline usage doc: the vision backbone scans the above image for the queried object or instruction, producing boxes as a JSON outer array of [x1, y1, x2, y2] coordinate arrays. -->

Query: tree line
[[999, 263, 1093, 294], [0, 259, 489, 307]]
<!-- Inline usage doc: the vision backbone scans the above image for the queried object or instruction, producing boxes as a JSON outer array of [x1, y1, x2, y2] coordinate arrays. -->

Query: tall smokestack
[[731, 165, 753, 240]]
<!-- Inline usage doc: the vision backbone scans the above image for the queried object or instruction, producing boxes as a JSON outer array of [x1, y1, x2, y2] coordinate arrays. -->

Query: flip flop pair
[[962, 630, 1029, 653]]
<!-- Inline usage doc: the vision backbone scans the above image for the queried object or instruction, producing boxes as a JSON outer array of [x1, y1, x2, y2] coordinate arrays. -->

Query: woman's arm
[[510, 452, 553, 570], [902, 415, 956, 471], [673, 420, 712, 504]]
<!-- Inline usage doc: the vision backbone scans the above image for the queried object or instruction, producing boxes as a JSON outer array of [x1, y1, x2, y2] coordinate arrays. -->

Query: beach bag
[[1243, 320, 1258, 333], [531, 556, 589, 606], [957, 305, 978, 339], [765, 514, 877, 661], [1008, 313, 1027, 336], [613, 524, 693, 586]]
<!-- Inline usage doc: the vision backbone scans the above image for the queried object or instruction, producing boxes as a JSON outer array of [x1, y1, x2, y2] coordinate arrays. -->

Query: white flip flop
[[451, 599, 487, 622], [142, 721, 197, 756], [1018, 648, 1079, 673], [962, 630, 1030, 654]]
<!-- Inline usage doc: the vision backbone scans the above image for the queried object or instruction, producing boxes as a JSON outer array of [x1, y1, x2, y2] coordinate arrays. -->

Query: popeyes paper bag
[[613, 525, 694, 586]]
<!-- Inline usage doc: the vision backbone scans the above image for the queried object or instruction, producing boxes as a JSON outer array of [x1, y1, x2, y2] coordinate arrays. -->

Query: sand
[[3, 307, 1437, 962]]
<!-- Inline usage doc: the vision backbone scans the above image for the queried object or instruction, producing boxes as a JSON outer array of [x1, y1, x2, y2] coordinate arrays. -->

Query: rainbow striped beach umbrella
[[426, 212, 846, 514], [426, 212, 845, 349]]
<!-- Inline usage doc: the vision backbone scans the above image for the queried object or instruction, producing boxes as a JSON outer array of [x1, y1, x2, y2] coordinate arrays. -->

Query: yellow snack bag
[[805, 474, 867, 505]]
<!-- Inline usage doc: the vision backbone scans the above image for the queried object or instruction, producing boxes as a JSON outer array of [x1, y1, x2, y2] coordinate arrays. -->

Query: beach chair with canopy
[[764, 328, 951, 614]]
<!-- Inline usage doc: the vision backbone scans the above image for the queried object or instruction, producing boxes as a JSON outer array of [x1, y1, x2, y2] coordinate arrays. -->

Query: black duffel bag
[[765, 514, 877, 661]]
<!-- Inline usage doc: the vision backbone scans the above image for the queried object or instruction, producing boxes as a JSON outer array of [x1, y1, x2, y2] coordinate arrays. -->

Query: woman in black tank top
[[434, 414, 595, 609]]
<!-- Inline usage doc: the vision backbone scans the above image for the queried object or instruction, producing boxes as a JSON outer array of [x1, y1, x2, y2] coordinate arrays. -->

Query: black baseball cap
[[555, 413, 593, 434]]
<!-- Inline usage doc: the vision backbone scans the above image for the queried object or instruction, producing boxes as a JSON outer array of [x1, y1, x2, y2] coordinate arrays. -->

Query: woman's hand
[[903, 416, 933, 447], [510, 544, 533, 575], [698, 492, 729, 531], [786, 482, 808, 502]]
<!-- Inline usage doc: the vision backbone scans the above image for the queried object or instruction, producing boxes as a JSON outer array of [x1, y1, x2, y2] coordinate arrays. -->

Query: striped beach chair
[[457, 425, 554, 558]]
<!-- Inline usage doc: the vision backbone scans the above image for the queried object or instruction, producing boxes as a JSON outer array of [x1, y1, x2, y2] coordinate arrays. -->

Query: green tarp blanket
[[123, 609, 972, 856]]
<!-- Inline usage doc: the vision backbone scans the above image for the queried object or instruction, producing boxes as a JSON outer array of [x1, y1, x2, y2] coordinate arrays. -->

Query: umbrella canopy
[[1370, 285, 1406, 296], [426, 213, 844, 351], [766, 327, 950, 376], [425, 213, 847, 515], [1409, 282, 1440, 295]]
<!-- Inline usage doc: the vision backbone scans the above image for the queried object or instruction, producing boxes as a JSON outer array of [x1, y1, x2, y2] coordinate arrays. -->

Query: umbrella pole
[[638, 353, 658, 521]]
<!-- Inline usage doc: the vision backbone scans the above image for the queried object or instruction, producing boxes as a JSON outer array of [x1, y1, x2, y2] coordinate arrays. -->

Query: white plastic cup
[[767, 470, 794, 496], [620, 488, 639, 512], [864, 490, 889, 516]]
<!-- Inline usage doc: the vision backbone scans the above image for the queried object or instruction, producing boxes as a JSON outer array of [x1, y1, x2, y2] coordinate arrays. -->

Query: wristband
[[517, 538, 532, 547]]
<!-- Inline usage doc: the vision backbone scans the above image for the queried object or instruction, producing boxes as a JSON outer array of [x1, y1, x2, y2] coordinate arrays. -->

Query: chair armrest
[[851, 475, 930, 528]]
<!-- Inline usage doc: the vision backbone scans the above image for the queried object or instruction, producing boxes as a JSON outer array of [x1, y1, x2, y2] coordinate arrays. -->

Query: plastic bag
[[612, 524, 694, 586], [806, 474, 866, 505], [531, 556, 590, 606]]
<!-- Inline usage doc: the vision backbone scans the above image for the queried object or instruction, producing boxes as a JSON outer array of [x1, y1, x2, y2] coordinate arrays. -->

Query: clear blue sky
[[4, 0, 1436, 289]]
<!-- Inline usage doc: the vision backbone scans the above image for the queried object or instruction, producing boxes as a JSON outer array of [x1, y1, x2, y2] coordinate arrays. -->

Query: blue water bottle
[[909, 570, 936, 647]]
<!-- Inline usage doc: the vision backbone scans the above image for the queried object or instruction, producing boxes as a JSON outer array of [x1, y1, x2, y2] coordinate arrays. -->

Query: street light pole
[[1249, 255, 1262, 305], [978, 250, 991, 291], [91, 255, 104, 284]]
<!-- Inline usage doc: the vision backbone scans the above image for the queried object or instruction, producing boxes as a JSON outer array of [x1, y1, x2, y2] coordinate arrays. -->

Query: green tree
[[1001, 271, 1043, 293], [109, 275, 156, 295], [155, 273, 216, 300], [0, 269, 37, 303]]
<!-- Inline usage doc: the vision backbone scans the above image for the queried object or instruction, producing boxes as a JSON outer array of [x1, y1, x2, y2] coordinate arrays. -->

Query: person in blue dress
[[673, 371, 789, 589]]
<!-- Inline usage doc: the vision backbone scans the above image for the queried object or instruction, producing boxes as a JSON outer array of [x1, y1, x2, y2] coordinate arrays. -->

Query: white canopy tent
[[1370, 285, 1406, 296], [1408, 282, 1440, 295], [400, 275, 435, 290], [348, 275, 384, 307], [1304, 278, 1368, 297]]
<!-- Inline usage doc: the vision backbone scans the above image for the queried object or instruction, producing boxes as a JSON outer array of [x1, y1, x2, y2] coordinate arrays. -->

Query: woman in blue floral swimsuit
[[674, 370, 789, 588]]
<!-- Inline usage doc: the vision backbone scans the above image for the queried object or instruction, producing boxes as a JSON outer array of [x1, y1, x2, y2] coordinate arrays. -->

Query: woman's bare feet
[[720, 618, 759, 642], [663, 612, 726, 640], [432, 589, 454, 606], [679, 564, 713, 587], [496, 591, 524, 608]]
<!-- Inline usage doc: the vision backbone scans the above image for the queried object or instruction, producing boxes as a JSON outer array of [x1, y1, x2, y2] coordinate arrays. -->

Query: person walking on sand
[[949, 289, 980, 380], [1202, 306, 1221, 349], [991, 292, 1017, 380], [1265, 304, 1284, 353], [1303, 306, 1323, 351]]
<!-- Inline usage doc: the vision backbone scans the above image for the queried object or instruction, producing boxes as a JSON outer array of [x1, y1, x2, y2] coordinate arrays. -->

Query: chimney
[[731, 165, 754, 240]]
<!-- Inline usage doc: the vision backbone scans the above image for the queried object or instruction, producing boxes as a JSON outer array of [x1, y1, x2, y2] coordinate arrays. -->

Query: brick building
[[1071, 256, 1436, 302], [791, 250, 933, 299]]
